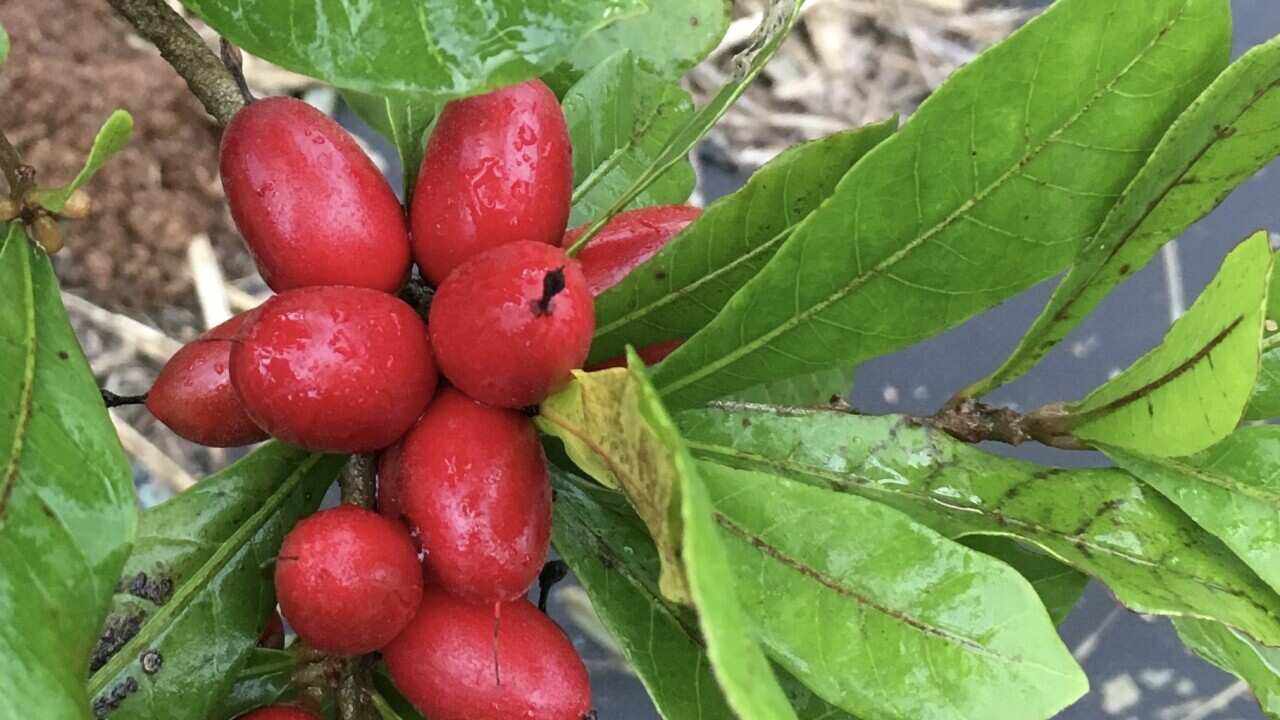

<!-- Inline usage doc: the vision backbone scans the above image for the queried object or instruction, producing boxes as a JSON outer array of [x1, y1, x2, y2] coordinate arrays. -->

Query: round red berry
[[400, 388, 551, 603], [563, 205, 702, 296], [384, 590, 591, 720], [220, 97, 410, 293], [230, 286, 437, 453], [429, 242, 594, 408], [275, 505, 423, 655], [146, 312, 268, 447], [411, 79, 572, 285]]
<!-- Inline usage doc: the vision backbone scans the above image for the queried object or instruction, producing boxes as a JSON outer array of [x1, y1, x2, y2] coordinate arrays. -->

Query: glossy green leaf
[[215, 649, 295, 719], [341, 90, 437, 198], [563, 51, 695, 227], [1245, 253, 1280, 420], [29, 110, 133, 213], [699, 462, 1086, 720], [678, 404, 1280, 646], [178, 0, 647, 99], [733, 366, 855, 406], [650, 0, 1231, 408], [566, 0, 805, 251], [553, 0, 729, 91], [1065, 231, 1270, 456], [538, 363, 691, 602], [967, 35, 1280, 398], [87, 444, 343, 720], [0, 224, 136, 720], [960, 536, 1089, 626], [1174, 618, 1280, 719], [1108, 426, 1280, 598], [590, 120, 895, 363], [552, 470, 737, 720]]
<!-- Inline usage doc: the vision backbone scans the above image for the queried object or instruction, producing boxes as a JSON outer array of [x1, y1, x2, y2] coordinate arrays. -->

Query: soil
[[0, 0, 253, 324]]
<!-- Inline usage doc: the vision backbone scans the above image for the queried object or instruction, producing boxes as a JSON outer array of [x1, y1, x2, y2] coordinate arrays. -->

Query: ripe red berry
[[230, 286, 437, 453], [146, 312, 268, 447], [400, 388, 551, 603], [563, 205, 702, 296], [411, 80, 572, 285], [238, 706, 319, 720], [384, 590, 591, 720], [429, 242, 594, 408], [275, 505, 424, 655], [376, 441, 407, 522], [585, 339, 685, 372], [220, 97, 410, 293]]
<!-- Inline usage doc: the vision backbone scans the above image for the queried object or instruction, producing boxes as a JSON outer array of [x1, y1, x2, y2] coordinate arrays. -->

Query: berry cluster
[[142, 79, 698, 720]]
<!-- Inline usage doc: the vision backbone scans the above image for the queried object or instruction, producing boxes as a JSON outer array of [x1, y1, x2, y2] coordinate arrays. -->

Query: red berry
[[238, 706, 319, 720], [230, 286, 437, 453], [411, 80, 572, 285], [585, 339, 685, 372], [429, 242, 594, 408], [563, 205, 702, 296], [376, 441, 407, 522], [220, 97, 410, 293], [384, 590, 591, 720], [275, 506, 424, 655], [146, 312, 268, 447], [400, 388, 551, 603]]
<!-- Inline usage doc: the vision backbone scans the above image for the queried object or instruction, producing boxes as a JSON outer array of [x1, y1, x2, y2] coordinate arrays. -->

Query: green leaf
[[732, 366, 855, 406], [0, 224, 137, 720], [563, 51, 696, 227], [178, 0, 647, 99], [1174, 618, 1280, 718], [699, 461, 1086, 720], [966, 35, 1280, 398], [567, 0, 805, 250], [960, 536, 1089, 626], [650, 0, 1231, 408], [552, 0, 730, 91], [87, 444, 343, 720], [1064, 231, 1270, 456], [590, 119, 895, 364], [1245, 253, 1280, 420], [29, 110, 133, 213], [552, 470, 737, 720], [341, 91, 437, 198], [678, 404, 1280, 646], [1107, 427, 1280, 598], [216, 649, 295, 719]]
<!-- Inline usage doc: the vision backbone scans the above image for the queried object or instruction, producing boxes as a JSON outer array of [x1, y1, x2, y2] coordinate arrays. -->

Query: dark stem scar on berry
[[533, 266, 567, 316], [102, 389, 149, 408]]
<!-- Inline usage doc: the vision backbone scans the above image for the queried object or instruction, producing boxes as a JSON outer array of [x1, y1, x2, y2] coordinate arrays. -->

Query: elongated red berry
[[384, 590, 591, 720], [411, 80, 572, 285], [563, 205, 701, 296], [400, 388, 550, 603], [429, 242, 593, 408], [146, 312, 267, 447], [275, 506, 423, 655], [238, 705, 320, 720], [230, 287, 436, 453], [221, 97, 411, 293], [585, 339, 684, 372]]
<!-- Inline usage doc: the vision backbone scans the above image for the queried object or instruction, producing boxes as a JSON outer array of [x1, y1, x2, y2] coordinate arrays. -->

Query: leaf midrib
[[658, 2, 1195, 398], [0, 225, 35, 519], [86, 453, 324, 697]]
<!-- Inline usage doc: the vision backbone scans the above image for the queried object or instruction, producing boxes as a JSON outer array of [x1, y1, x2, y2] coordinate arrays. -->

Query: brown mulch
[[0, 0, 253, 328]]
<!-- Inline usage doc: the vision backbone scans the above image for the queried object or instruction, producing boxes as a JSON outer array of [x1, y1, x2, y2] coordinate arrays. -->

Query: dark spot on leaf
[[689, 15, 700, 27], [57, 350, 69, 360], [117, 571, 175, 605], [140, 650, 163, 674], [92, 676, 139, 719], [654, 270, 667, 280], [90, 611, 145, 672], [740, 417, 751, 428], [1118, 264, 1131, 275]]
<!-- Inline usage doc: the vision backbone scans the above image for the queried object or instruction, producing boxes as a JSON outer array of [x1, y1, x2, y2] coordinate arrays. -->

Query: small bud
[[60, 189, 92, 219], [0, 198, 16, 222], [31, 214, 64, 254]]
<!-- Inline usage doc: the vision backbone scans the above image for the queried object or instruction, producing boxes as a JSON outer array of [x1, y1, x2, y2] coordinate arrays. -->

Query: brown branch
[[107, 0, 246, 127], [339, 454, 377, 509], [918, 398, 1088, 451]]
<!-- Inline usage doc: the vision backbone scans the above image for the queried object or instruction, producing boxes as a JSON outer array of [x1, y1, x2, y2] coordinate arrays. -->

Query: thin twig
[[107, 0, 247, 126], [187, 234, 232, 329], [60, 292, 181, 362], [339, 454, 377, 509], [102, 389, 148, 408]]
